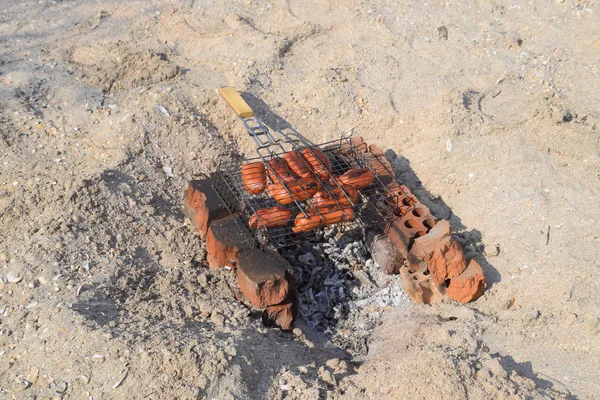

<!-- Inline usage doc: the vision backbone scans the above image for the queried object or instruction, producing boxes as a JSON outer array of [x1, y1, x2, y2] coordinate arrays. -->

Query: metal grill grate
[[212, 137, 403, 249]]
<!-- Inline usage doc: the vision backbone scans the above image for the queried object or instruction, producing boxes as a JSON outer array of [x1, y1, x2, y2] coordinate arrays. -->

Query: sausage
[[283, 151, 313, 178], [241, 162, 267, 195], [248, 206, 293, 229], [319, 206, 355, 226], [292, 205, 354, 233], [268, 181, 319, 204], [291, 181, 319, 201], [312, 186, 358, 208], [337, 168, 375, 190], [292, 212, 323, 234], [266, 158, 296, 184], [267, 183, 294, 205], [300, 147, 332, 180]]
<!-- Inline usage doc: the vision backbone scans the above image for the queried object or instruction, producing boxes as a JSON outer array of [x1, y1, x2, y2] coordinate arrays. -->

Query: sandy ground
[[0, 0, 599, 399]]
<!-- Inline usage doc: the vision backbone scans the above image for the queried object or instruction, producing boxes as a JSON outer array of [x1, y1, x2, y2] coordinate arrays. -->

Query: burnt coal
[[281, 226, 409, 356]]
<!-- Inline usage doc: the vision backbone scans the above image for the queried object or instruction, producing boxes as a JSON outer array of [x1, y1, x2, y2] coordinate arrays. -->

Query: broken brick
[[385, 219, 412, 258], [262, 301, 294, 330], [206, 214, 253, 269], [446, 259, 487, 303], [385, 185, 438, 258], [408, 220, 467, 285], [184, 179, 230, 240], [368, 234, 404, 275], [350, 136, 368, 153], [236, 248, 290, 308], [399, 262, 445, 304]]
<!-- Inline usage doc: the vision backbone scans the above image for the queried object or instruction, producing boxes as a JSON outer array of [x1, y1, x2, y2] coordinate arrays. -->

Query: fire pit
[[183, 87, 487, 330]]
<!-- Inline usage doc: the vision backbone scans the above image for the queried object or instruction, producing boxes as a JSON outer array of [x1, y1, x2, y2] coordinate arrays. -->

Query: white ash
[[281, 226, 409, 356]]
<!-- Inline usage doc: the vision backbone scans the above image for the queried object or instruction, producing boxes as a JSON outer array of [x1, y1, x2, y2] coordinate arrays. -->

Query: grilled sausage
[[283, 151, 313, 178], [320, 206, 355, 226], [300, 147, 332, 180], [268, 183, 294, 205], [338, 168, 375, 190], [312, 186, 358, 208], [268, 181, 319, 204], [266, 158, 296, 184], [248, 206, 293, 229], [241, 162, 267, 195], [292, 212, 323, 234]]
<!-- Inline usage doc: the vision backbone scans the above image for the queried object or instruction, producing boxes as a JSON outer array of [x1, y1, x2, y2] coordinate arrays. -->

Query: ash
[[280, 226, 410, 357]]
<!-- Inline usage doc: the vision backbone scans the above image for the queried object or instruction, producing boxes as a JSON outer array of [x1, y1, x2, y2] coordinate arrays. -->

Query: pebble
[[224, 344, 237, 356], [11, 377, 31, 392], [197, 274, 208, 288], [0, 253, 7, 262], [72, 214, 83, 224], [6, 271, 23, 283], [54, 381, 68, 394], [297, 366, 308, 374], [292, 328, 304, 337], [319, 367, 336, 386], [211, 312, 225, 327], [156, 104, 171, 117], [446, 139, 453, 152]]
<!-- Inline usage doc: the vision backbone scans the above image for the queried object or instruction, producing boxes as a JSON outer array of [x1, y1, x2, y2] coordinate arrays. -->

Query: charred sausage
[[320, 206, 355, 226], [292, 212, 323, 234], [241, 162, 267, 195], [248, 206, 293, 229], [268, 181, 319, 204], [267, 183, 294, 205], [266, 158, 296, 184], [300, 147, 332, 180], [283, 151, 313, 178], [337, 168, 375, 190], [312, 186, 358, 208]]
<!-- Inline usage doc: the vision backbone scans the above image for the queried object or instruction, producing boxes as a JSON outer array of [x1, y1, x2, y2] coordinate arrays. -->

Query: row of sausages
[[241, 147, 331, 199], [242, 147, 376, 233]]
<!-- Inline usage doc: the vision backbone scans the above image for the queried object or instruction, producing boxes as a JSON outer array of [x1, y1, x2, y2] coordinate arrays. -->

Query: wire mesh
[[212, 137, 403, 249]]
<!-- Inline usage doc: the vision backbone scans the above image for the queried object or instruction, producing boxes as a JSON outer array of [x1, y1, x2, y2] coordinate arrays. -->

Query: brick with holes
[[385, 186, 438, 257], [408, 220, 467, 286], [399, 262, 445, 304]]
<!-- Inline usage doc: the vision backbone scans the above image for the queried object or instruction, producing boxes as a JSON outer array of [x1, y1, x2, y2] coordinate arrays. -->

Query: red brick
[[446, 260, 487, 303], [385, 220, 411, 258], [262, 301, 294, 330], [206, 214, 253, 269], [184, 180, 230, 240], [399, 262, 445, 304], [384, 185, 439, 257], [408, 220, 467, 285], [350, 136, 368, 153], [236, 249, 290, 308]]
